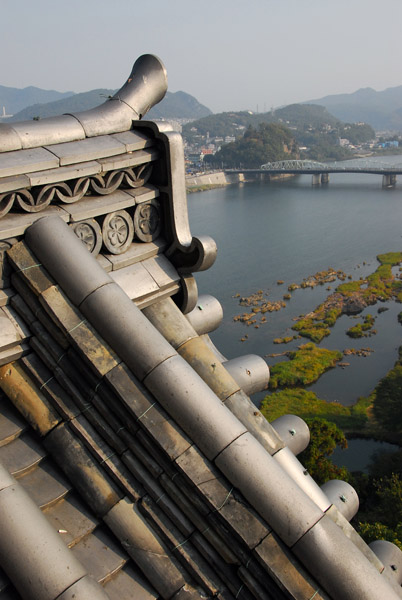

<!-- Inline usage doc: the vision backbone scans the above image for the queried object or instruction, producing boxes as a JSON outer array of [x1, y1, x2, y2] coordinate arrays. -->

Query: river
[[187, 157, 402, 470]]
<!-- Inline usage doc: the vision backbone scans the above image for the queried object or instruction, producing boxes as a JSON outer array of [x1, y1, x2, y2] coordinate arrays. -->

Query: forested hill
[[7, 89, 212, 122], [204, 122, 299, 168]]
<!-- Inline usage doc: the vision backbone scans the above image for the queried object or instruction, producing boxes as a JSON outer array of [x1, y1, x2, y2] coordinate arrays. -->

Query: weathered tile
[[70, 526, 127, 584], [105, 236, 166, 270], [0, 361, 61, 436], [0, 174, 30, 194], [105, 363, 155, 419], [135, 285, 181, 310], [0, 343, 30, 367], [10, 294, 36, 324], [28, 160, 101, 187], [96, 253, 112, 273], [111, 130, 154, 152], [191, 532, 243, 596], [103, 563, 158, 600], [11, 275, 69, 349], [70, 415, 143, 501], [0, 308, 23, 351], [105, 363, 191, 460], [0, 242, 11, 284], [120, 430, 162, 479], [0, 146, 59, 178], [44, 135, 126, 166], [176, 445, 269, 550], [62, 347, 100, 395], [41, 285, 120, 377], [143, 416, 192, 462], [142, 255, 180, 290], [71, 410, 127, 456], [90, 392, 125, 435], [0, 398, 27, 447], [139, 495, 223, 597], [43, 493, 99, 548], [136, 429, 178, 478], [254, 532, 327, 600], [0, 205, 69, 239], [122, 450, 165, 501], [109, 262, 159, 301], [44, 422, 122, 517], [103, 497, 186, 598], [0, 290, 14, 308], [39, 284, 85, 332], [203, 485, 269, 551], [20, 353, 80, 421], [7, 241, 55, 296], [15, 459, 71, 509], [159, 473, 238, 566], [175, 445, 221, 487], [65, 189, 135, 222], [0, 432, 45, 476], [237, 566, 273, 600], [1, 305, 31, 342], [124, 184, 160, 205], [97, 381, 139, 435], [98, 148, 159, 171]]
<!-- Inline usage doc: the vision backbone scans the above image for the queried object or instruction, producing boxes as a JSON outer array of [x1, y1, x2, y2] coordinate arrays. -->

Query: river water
[[187, 157, 402, 470]]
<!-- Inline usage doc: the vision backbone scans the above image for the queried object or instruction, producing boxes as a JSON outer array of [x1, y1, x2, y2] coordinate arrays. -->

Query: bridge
[[225, 159, 402, 187]]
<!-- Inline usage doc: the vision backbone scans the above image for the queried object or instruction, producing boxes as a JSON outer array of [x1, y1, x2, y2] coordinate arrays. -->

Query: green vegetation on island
[[346, 314, 376, 338], [291, 252, 402, 343], [268, 343, 342, 389], [261, 388, 370, 431]]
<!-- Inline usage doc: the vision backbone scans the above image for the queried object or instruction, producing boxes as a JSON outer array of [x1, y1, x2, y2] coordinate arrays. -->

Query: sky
[[1, 0, 402, 114]]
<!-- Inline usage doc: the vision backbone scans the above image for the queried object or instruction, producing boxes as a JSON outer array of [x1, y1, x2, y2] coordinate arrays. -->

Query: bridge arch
[[260, 159, 328, 170]]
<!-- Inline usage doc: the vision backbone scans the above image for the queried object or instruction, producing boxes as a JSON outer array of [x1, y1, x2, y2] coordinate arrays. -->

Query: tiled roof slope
[[0, 55, 401, 600]]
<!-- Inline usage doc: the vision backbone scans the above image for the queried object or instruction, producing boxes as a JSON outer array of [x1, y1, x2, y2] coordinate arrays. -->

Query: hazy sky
[[1, 0, 402, 113]]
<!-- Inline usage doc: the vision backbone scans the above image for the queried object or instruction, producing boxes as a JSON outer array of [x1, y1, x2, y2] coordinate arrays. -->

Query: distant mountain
[[304, 86, 402, 131], [147, 91, 212, 120], [0, 85, 74, 116], [7, 87, 212, 123], [8, 89, 116, 121]]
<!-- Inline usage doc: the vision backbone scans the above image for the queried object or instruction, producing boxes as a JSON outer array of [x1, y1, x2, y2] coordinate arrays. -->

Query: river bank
[[185, 170, 293, 192]]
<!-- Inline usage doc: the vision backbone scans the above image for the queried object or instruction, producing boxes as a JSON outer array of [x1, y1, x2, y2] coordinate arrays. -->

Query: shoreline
[[185, 170, 294, 192]]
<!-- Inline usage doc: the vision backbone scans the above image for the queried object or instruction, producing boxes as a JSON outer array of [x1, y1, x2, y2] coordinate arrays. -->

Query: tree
[[299, 417, 349, 485], [358, 474, 402, 550], [373, 364, 402, 432]]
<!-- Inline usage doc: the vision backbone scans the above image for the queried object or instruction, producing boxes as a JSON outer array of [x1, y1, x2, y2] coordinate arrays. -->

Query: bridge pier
[[382, 174, 397, 188], [312, 173, 329, 186]]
